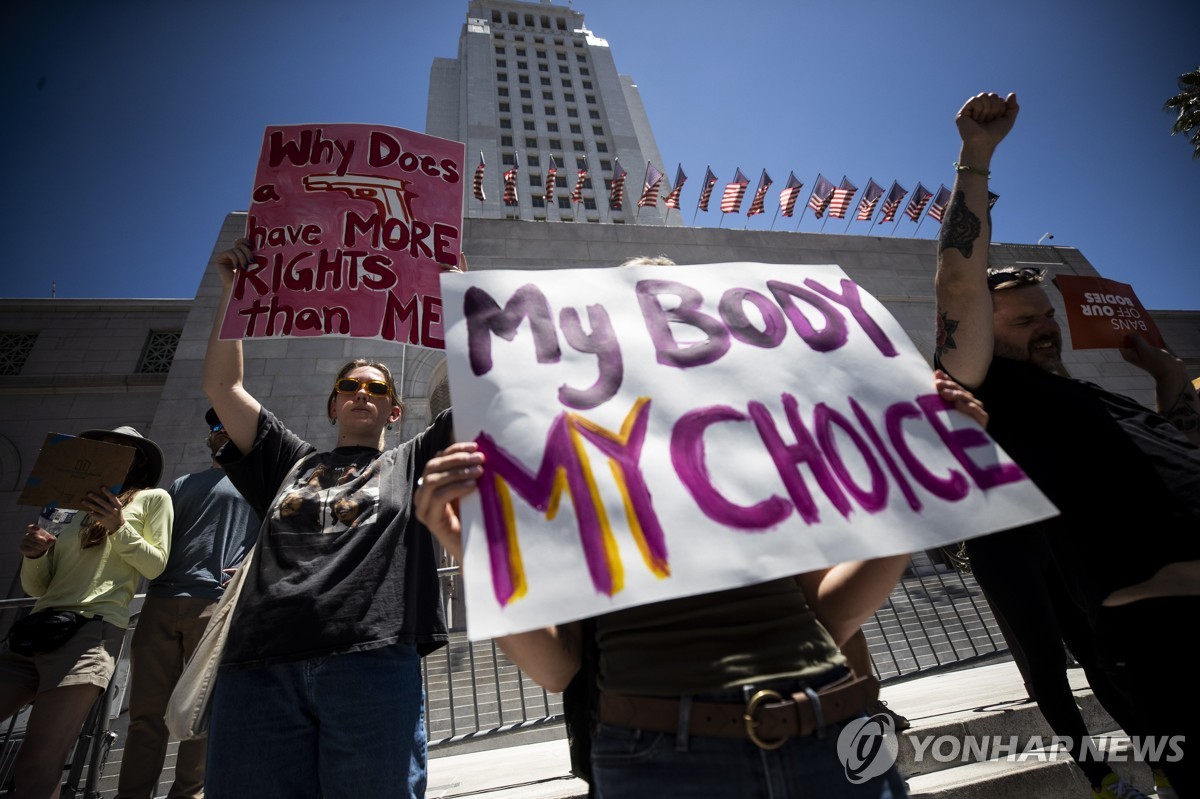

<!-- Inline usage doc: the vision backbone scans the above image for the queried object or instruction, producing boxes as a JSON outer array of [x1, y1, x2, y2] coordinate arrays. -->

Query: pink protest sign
[[219, 124, 465, 349]]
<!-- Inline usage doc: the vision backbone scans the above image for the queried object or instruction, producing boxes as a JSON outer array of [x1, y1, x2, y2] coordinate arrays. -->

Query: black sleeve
[[412, 409, 454, 477], [216, 407, 316, 520]]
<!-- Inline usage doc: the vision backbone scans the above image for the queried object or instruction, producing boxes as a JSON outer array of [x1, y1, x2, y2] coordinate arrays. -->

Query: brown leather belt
[[599, 674, 879, 750]]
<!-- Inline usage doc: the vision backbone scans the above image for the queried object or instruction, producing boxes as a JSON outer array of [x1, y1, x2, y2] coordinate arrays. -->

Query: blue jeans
[[205, 643, 427, 799], [592, 671, 908, 799]]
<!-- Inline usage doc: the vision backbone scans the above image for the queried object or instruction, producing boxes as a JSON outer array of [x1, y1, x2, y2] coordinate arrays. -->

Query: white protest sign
[[441, 262, 1057, 640]]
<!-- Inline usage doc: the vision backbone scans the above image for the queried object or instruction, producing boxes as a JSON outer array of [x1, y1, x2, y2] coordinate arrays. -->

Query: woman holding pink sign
[[201, 238, 453, 798]]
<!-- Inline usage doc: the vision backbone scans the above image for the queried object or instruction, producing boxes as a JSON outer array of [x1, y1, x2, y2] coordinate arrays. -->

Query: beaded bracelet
[[953, 162, 990, 178]]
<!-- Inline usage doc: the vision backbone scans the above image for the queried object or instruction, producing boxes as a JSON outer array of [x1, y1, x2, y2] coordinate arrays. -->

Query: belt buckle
[[744, 689, 787, 750]]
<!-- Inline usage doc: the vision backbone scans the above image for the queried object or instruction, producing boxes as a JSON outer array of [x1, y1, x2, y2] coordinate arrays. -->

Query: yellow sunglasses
[[334, 378, 391, 397]]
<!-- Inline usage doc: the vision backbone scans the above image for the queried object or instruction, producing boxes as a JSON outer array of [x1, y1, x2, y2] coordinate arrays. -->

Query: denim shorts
[[204, 642, 427, 799], [592, 669, 908, 798]]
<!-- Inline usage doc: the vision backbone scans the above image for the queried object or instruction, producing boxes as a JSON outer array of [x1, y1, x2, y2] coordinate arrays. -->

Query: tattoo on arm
[[938, 190, 981, 259], [934, 310, 959, 364], [1162, 386, 1200, 439]]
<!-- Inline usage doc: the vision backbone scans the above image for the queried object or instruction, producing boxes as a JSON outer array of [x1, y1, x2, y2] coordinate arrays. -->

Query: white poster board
[[441, 262, 1057, 639]]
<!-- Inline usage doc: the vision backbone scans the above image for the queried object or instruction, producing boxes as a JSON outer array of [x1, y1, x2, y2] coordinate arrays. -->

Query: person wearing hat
[[0, 425, 172, 799], [116, 409, 259, 799]]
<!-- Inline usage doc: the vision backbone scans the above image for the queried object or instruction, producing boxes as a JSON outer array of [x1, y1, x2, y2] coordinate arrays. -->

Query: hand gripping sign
[[440, 262, 1059, 640], [220, 124, 464, 349]]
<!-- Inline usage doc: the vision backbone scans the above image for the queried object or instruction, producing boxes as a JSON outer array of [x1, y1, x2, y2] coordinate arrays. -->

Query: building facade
[[427, 0, 675, 225]]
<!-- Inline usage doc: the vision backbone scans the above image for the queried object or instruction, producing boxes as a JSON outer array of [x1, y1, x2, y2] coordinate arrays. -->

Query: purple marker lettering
[[558, 304, 623, 410], [805, 278, 899, 357], [750, 395, 852, 523], [848, 397, 922, 511], [766, 280, 849, 352], [636, 279, 731, 368], [812, 403, 888, 513], [718, 288, 786, 348], [465, 284, 562, 376], [915, 394, 1026, 490], [884, 401, 968, 501]]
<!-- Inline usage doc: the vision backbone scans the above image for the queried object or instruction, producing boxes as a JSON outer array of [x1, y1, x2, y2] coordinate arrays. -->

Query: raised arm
[[1120, 334, 1200, 445], [795, 555, 909, 647], [934, 92, 1020, 389], [413, 441, 584, 692], [202, 238, 262, 454]]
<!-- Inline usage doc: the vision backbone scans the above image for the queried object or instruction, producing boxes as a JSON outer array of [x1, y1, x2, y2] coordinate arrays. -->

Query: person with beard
[[933, 91, 1200, 799], [116, 408, 259, 799]]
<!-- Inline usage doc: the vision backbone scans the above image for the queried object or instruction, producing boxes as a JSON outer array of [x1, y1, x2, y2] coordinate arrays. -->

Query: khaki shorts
[[0, 618, 124, 694]]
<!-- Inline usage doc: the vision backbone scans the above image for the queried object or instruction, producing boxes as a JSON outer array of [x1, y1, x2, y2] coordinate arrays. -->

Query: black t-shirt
[[975, 356, 1200, 612], [217, 407, 453, 668]]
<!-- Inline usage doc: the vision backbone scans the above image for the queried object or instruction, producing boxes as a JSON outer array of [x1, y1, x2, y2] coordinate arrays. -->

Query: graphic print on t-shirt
[[272, 455, 382, 535]]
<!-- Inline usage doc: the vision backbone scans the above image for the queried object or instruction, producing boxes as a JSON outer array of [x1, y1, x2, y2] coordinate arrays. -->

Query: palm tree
[[1164, 66, 1200, 159]]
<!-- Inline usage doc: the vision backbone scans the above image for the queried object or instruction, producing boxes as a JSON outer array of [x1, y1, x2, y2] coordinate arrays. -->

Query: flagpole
[[769, 206, 779, 231], [718, 211, 726, 228], [843, 214, 854, 234], [912, 214, 926, 237]]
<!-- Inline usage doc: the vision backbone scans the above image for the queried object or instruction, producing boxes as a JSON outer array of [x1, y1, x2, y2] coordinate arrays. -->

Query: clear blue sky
[[3, 0, 1198, 310]]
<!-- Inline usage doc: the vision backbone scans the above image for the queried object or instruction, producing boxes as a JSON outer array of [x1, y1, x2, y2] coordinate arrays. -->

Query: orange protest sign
[[1053, 274, 1165, 350]]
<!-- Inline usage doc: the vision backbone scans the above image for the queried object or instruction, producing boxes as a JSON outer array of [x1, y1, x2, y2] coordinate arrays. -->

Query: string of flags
[[472, 153, 993, 232]]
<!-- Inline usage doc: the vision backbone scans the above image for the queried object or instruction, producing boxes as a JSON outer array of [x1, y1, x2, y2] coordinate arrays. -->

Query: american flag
[[571, 164, 588, 203], [904, 182, 933, 222], [472, 152, 486, 202], [503, 153, 520, 206], [778, 172, 804, 217], [609, 160, 627, 210], [638, 162, 664, 208], [855, 179, 885, 221], [720, 168, 750, 213], [697, 166, 718, 212], [827, 177, 858, 219], [877, 181, 908, 224], [807, 174, 836, 218], [663, 164, 687, 209], [746, 169, 772, 217], [926, 184, 952, 223], [544, 155, 558, 205]]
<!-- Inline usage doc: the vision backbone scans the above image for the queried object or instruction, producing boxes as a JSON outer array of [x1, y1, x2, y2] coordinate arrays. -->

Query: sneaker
[[1092, 772, 1150, 799], [1152, 770, 1177, 799], [868, 698, 911, 731]]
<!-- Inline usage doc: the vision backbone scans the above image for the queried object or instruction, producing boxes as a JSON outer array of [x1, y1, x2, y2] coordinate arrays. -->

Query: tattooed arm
[[1119, 334, 1200, 445], [933, 92, 1020, 388]]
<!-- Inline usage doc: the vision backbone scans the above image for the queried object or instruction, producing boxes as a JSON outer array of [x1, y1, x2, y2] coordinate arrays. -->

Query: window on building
[[524, 120, 536, 131], [561, 78, 571, 88], [502, 152, 515, 165], [559, 65, 569, 74], [547, 122, 558, 132], [556, 174, 568, 187], [592, 125, 603, 135], [542, 90, 553, 100], [527, 14, 536, 26], [516, 47, 526, 56], [138, 330, 181, 374], [544, 105, 554, 115], [540, 16, 550, 28], [579, 67, 589, 76], [559, 197, 571, 208], [589, 109, 600, 120], [577, 54, 587, 63], [500, 118, 511, 129], [522, 104, 533, 114], [549, 138, 562, 149], [529, 174, 541, 187], [582, 80, 593, 90], [492, 10, 501, 23], [498, 87, 508, 97], [508, 12, 517, 24], [0, 332, 37, 375], [499, 102, 510, 113], [495, 46, 504, 55], [540, 77, 551, 86], [520, 89, 531, 99], [538, 63, 548, 72], [596, 142, 607, 152], [555, 36, 564, 43], [497, 72, 508, 83], [496, 59, 506, 68], [517, 61, 527, 70], [501, 135, 513, 146], [567, 107, 578, 117], [557, 52, 568, 61], [600, 159, 612, 171], [525, 136, 537, 147], [564, 93, 575, 102], [532, 196, 545, 208], [518, 75, 529, 84], [583, 177, 593, 189], [527, 154, 540, 166], [570, 124, 581, 134], [573, 139, 584, 151], [536, 42, 545, 50], [586, 94, 596, 104], [584, 198, 597, 210]]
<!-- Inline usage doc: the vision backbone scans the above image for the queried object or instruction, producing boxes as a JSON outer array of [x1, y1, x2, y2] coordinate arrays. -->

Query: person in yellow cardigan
[[0, 426, 171, 799]]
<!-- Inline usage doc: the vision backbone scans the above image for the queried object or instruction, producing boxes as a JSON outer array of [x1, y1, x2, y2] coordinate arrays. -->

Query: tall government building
[[1, 0, 1198, 600]]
